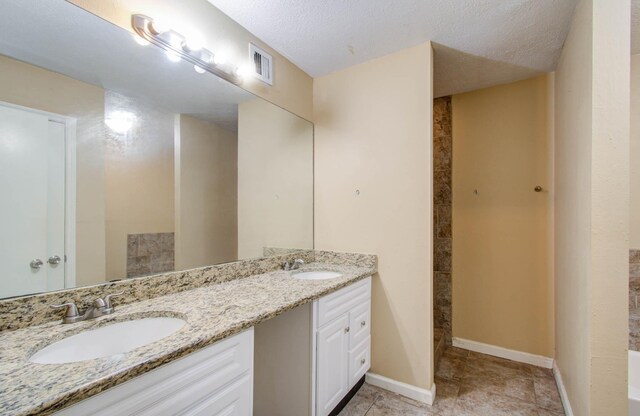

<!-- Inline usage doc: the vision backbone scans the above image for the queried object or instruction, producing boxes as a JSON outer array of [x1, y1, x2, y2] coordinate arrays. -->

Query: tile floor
[[338, 347, 565, 416]]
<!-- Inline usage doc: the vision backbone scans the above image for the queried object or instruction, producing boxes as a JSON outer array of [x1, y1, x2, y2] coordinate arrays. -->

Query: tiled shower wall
[[127, 233, 175, 278], [434, 96, 453, 345], [631, 249, 640, 351]]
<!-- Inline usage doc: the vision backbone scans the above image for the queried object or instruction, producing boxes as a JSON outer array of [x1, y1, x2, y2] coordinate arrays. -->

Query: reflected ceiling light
[[105, 111, 136, 134], [132, 14, 241, 85], [194, 65, 206, 74]]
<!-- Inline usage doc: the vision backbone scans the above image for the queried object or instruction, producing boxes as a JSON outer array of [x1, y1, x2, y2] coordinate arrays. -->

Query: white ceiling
[[208, 0, 579, 96]]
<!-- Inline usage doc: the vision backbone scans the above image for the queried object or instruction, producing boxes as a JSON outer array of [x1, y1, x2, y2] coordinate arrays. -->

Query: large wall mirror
[[0, 0, 313, 299]]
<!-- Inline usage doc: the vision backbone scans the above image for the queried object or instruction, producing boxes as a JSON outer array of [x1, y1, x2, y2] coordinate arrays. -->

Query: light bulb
[[213, 52, 227, 65], [166, 33, 183, 48], [236, 64, 253, 79], [183, 35, 203, 52], [166, 50, 181, 62], [194, 65, 206, 74], [148, 19, 170, 35], [200, 51, 214, 64]]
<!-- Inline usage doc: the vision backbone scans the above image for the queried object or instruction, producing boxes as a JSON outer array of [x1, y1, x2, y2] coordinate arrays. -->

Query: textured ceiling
[[208, 0, 579, 95]]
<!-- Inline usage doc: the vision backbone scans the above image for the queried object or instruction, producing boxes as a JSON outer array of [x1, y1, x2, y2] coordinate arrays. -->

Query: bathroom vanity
[[0, 255, 375, 416], [51, 276, 372, 416]]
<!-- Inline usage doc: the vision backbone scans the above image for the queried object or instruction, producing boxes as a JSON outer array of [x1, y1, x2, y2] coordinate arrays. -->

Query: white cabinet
[[56, 329, 254, 416], [316, 314, 350, 415], [314, 277, 371, 416]]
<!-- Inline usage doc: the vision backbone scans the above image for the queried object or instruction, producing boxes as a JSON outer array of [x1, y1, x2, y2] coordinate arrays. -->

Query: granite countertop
[[0, 262, 374, 416]]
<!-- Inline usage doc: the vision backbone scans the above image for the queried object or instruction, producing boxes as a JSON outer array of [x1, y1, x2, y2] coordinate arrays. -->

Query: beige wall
[[237, 99, 314, 259], [176, 115, 237, 270], [452, 75, 554, 357], [69, 0, 313, 121], [631, 54, 640, 249], [104, 93, 175, 280], [0, 55, 107, 287], [314, 43, 434, 390], [554, 0, 630, 414], [254, 304, 312, 416]]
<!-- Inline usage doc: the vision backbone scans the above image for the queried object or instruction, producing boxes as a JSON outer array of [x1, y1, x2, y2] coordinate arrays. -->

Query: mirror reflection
[[0, 0, 313, 299]]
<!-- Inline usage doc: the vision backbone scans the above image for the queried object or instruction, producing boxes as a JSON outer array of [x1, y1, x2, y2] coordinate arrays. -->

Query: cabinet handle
[[361, 320, 366, 327], [345, 326, 350, 333], [361, 358, 366, 365]]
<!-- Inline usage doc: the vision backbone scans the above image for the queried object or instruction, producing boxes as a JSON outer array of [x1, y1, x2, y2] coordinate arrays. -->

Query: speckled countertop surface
[[0, 262, 374, 416]]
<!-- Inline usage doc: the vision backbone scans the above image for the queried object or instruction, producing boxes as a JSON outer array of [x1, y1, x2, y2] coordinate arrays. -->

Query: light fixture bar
[[131, 14, 242, 85]]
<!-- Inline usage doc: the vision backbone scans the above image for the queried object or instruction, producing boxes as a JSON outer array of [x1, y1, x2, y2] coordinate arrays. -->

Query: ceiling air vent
[[249, 43, 273, 85]]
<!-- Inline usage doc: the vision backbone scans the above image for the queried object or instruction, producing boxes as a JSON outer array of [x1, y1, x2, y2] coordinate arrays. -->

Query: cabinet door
[[316, 315, 349, 416]]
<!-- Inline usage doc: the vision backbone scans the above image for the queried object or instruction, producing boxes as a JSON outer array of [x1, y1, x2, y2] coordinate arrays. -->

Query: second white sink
[[293, 271, 342, 280], [29, 317, 186, 364]]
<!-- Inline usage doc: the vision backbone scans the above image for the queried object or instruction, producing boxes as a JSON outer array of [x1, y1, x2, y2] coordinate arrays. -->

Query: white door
[[316, 315, 349, 416], [0, 104, 66, 298]]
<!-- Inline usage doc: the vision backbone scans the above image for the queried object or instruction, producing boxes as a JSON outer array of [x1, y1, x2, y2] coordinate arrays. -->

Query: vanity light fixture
[[131, 14, 243, 84]]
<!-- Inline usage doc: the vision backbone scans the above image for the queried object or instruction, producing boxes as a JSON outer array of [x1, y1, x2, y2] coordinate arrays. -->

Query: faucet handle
[[103, 291, 124, 309], [51, 302, 80, 319]]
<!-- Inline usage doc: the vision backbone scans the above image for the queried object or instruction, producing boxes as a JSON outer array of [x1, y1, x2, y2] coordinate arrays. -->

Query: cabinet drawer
[[349, 301, 370, 348], [57, 329, 254, 416], [348, 336, 371, 389], [317, 277, 371, 328]]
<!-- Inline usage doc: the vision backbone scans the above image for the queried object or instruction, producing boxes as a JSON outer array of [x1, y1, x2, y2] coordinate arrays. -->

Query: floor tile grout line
[[361, 394, 379, 416]]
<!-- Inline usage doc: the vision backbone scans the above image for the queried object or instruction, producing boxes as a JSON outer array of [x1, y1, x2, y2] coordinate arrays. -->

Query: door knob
[[30, 259, 43, 269], [48, 255, 62, 265]]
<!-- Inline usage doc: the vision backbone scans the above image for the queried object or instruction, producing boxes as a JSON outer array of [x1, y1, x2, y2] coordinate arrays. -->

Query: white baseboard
[[552, 361, 574, 416], [452, 337, 554, 369], [365, 372, 435, 405]]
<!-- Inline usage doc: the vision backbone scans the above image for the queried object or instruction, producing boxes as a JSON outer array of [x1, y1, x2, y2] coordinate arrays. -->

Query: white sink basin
[[29, 317, 186, 364], [293, 271, 342, 280]]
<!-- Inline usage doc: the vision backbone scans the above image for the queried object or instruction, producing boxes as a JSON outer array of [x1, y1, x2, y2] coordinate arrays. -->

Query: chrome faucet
[[51, 292, 123, 324], [283, 259, 305, 271]]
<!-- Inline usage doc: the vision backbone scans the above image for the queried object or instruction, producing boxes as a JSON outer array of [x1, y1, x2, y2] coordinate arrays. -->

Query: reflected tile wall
[[127, 233, 175, 278], [631, 249, 640, 351], [434, 96, 452, 345]]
